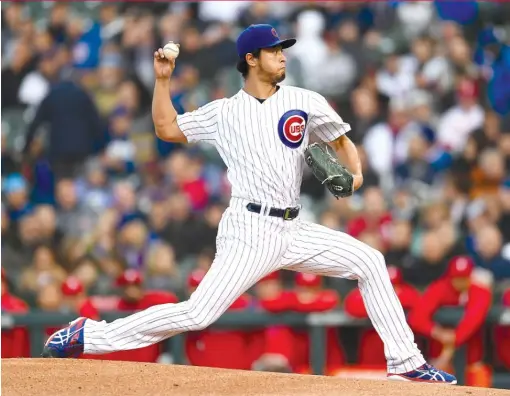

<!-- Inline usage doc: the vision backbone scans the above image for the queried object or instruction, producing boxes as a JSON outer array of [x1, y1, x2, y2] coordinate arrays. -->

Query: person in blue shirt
[[473, 223, 510, 282], [2, 174, 33, 222], [474, 28, 510, 116], [102, 107, 136, 178]]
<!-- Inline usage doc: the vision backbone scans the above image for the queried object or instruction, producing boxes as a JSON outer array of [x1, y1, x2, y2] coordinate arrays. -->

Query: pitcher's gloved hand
[[304, 142, 354, 199]]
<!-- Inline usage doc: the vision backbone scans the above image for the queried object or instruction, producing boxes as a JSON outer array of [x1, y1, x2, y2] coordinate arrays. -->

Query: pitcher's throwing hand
[[153, 45, 178, 80]]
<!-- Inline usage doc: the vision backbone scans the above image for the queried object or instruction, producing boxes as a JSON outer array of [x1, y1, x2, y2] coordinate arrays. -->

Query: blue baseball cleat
[[387, 363, 457, 384], [42, 317, 87, 358]]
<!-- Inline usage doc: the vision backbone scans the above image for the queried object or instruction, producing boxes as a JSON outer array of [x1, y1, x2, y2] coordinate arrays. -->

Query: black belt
[[246, 203, 300, 220]]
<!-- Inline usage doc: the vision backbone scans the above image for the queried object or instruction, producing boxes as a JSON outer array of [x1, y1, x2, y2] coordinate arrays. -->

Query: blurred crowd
[[1, 1, 510, 377]]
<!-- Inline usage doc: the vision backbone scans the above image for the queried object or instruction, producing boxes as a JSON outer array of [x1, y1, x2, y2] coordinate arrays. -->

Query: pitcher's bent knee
[[185, 302, 220, 331], [372, 249, 386, 268], [358, 248, 387, 281]]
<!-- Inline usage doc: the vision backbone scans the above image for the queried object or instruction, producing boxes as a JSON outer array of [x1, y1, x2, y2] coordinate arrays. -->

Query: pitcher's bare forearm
[[329, 135, 363, 189], [152, 79, 186, 143]]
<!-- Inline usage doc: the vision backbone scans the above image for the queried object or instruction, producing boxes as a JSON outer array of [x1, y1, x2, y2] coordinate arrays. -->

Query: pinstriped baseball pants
[[84, 198, 425, 374]]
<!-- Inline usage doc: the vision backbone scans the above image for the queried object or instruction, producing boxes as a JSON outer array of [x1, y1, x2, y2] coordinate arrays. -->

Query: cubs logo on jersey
[[277, 109, 308, 149]]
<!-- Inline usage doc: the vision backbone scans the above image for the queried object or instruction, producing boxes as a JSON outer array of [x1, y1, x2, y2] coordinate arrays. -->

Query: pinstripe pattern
[[83, 85, 425, 375], [84, 199, 290, 353], [282, 220, 425, 374], [176, 86, 349, 208]]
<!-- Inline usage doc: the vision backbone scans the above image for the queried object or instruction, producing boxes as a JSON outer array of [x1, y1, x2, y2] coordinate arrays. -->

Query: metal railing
[[2, 307, 510, 387]]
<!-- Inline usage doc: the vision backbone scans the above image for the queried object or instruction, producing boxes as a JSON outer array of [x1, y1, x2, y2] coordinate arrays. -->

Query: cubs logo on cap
[[271, 28, 279, 38], [278, 109, 308, 149]]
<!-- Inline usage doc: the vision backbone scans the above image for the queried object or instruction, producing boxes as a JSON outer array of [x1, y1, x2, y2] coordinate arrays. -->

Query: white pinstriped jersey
[[84, 89, 426, 375], [176, 85, 351, 208]]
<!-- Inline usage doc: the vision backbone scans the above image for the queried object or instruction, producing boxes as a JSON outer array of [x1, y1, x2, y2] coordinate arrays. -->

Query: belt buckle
[[283, 207, 294, 221]]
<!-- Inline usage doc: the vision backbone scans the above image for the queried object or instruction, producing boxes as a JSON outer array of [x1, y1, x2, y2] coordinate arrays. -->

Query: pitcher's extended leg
[[84, 237, 284, 354], [283, 222, 426, 374]]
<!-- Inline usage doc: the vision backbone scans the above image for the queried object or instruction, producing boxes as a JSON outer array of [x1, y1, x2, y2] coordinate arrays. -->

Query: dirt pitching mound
[[2, 359, 509, 396]]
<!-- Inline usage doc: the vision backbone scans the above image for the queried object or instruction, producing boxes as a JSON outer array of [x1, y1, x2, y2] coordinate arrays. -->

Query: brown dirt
[[2, 359, 510, 396]]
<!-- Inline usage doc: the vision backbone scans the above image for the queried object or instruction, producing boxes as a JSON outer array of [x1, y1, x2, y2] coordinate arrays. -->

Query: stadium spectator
[[75, 158, 113, 214], [408, 256, 493, 386], [473, 225, 510, 281], [498, 179, 510, 242], [437, 77, 484, 153], [346, 186, 392, 248], [363, 97, 419, 179], [18, 48, 61, 109], [70, 256, 101, 292], [474, 27, 510, 116], [1, 269, 30, 358], [250, 272, 295, 373], [349, 87, 382, 144], [144, 243, 182, 294], [22, 72, 103, 179], [394, 127, 441, 186], [102, 107, 137, 178], [314, 31, 357, 99], [55, 178, 96, 238], [385, 219, 413, 269], [408, 35, 452, 97], [375, 53, 415, 101], [3, 173, 32, 222], [19, 245, 66, 297], [288, 10, 328, 93], [494, 289, 510, 370], [1, 39, 35, 110], [37, 282, 63, 312], [60, 276, 99, 320], [470, 148, 506, 199], [402, 231, 449, 287]]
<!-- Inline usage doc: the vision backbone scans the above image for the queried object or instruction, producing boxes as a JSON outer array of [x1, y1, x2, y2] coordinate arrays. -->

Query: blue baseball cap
[[236, 24, 296, 60], [2, 173, 27, 194]]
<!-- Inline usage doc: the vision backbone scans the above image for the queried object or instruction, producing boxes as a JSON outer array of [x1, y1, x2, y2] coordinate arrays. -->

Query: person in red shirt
[[346, 187, 392, 248], [250, 271, 295, 372], [344, 266, 420, 368], [98, 269, 179, 362], [408, 256, 493, 386], [53, 276, 102, 361], [494, 289, 510, 370], [43, 277, 101, 356], [60, 276, 100, 320], [290, 273, 345, 375], [115, 269, 178, 311], [1, 269, 30, 358], [185, 268, 253, 369]]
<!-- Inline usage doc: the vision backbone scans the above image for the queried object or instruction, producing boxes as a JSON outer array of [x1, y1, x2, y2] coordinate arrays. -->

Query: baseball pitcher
[[43, 24, 456, 384]]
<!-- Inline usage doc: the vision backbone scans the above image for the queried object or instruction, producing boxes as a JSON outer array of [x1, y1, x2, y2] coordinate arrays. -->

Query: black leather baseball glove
[[304, 142, 354, 199]]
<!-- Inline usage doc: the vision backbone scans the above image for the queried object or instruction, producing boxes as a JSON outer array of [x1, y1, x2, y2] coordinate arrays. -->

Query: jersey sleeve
[[176, 99, 223, 144], [309, 93, 351, 143]]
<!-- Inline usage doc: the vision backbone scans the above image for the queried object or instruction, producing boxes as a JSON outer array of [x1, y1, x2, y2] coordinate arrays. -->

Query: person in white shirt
[[364, 97, 421, 180], [437, 78, 484, 153]]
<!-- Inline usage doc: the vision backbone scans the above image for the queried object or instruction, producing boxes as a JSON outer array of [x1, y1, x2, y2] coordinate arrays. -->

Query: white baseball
[[163, 42, 180, 60]]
